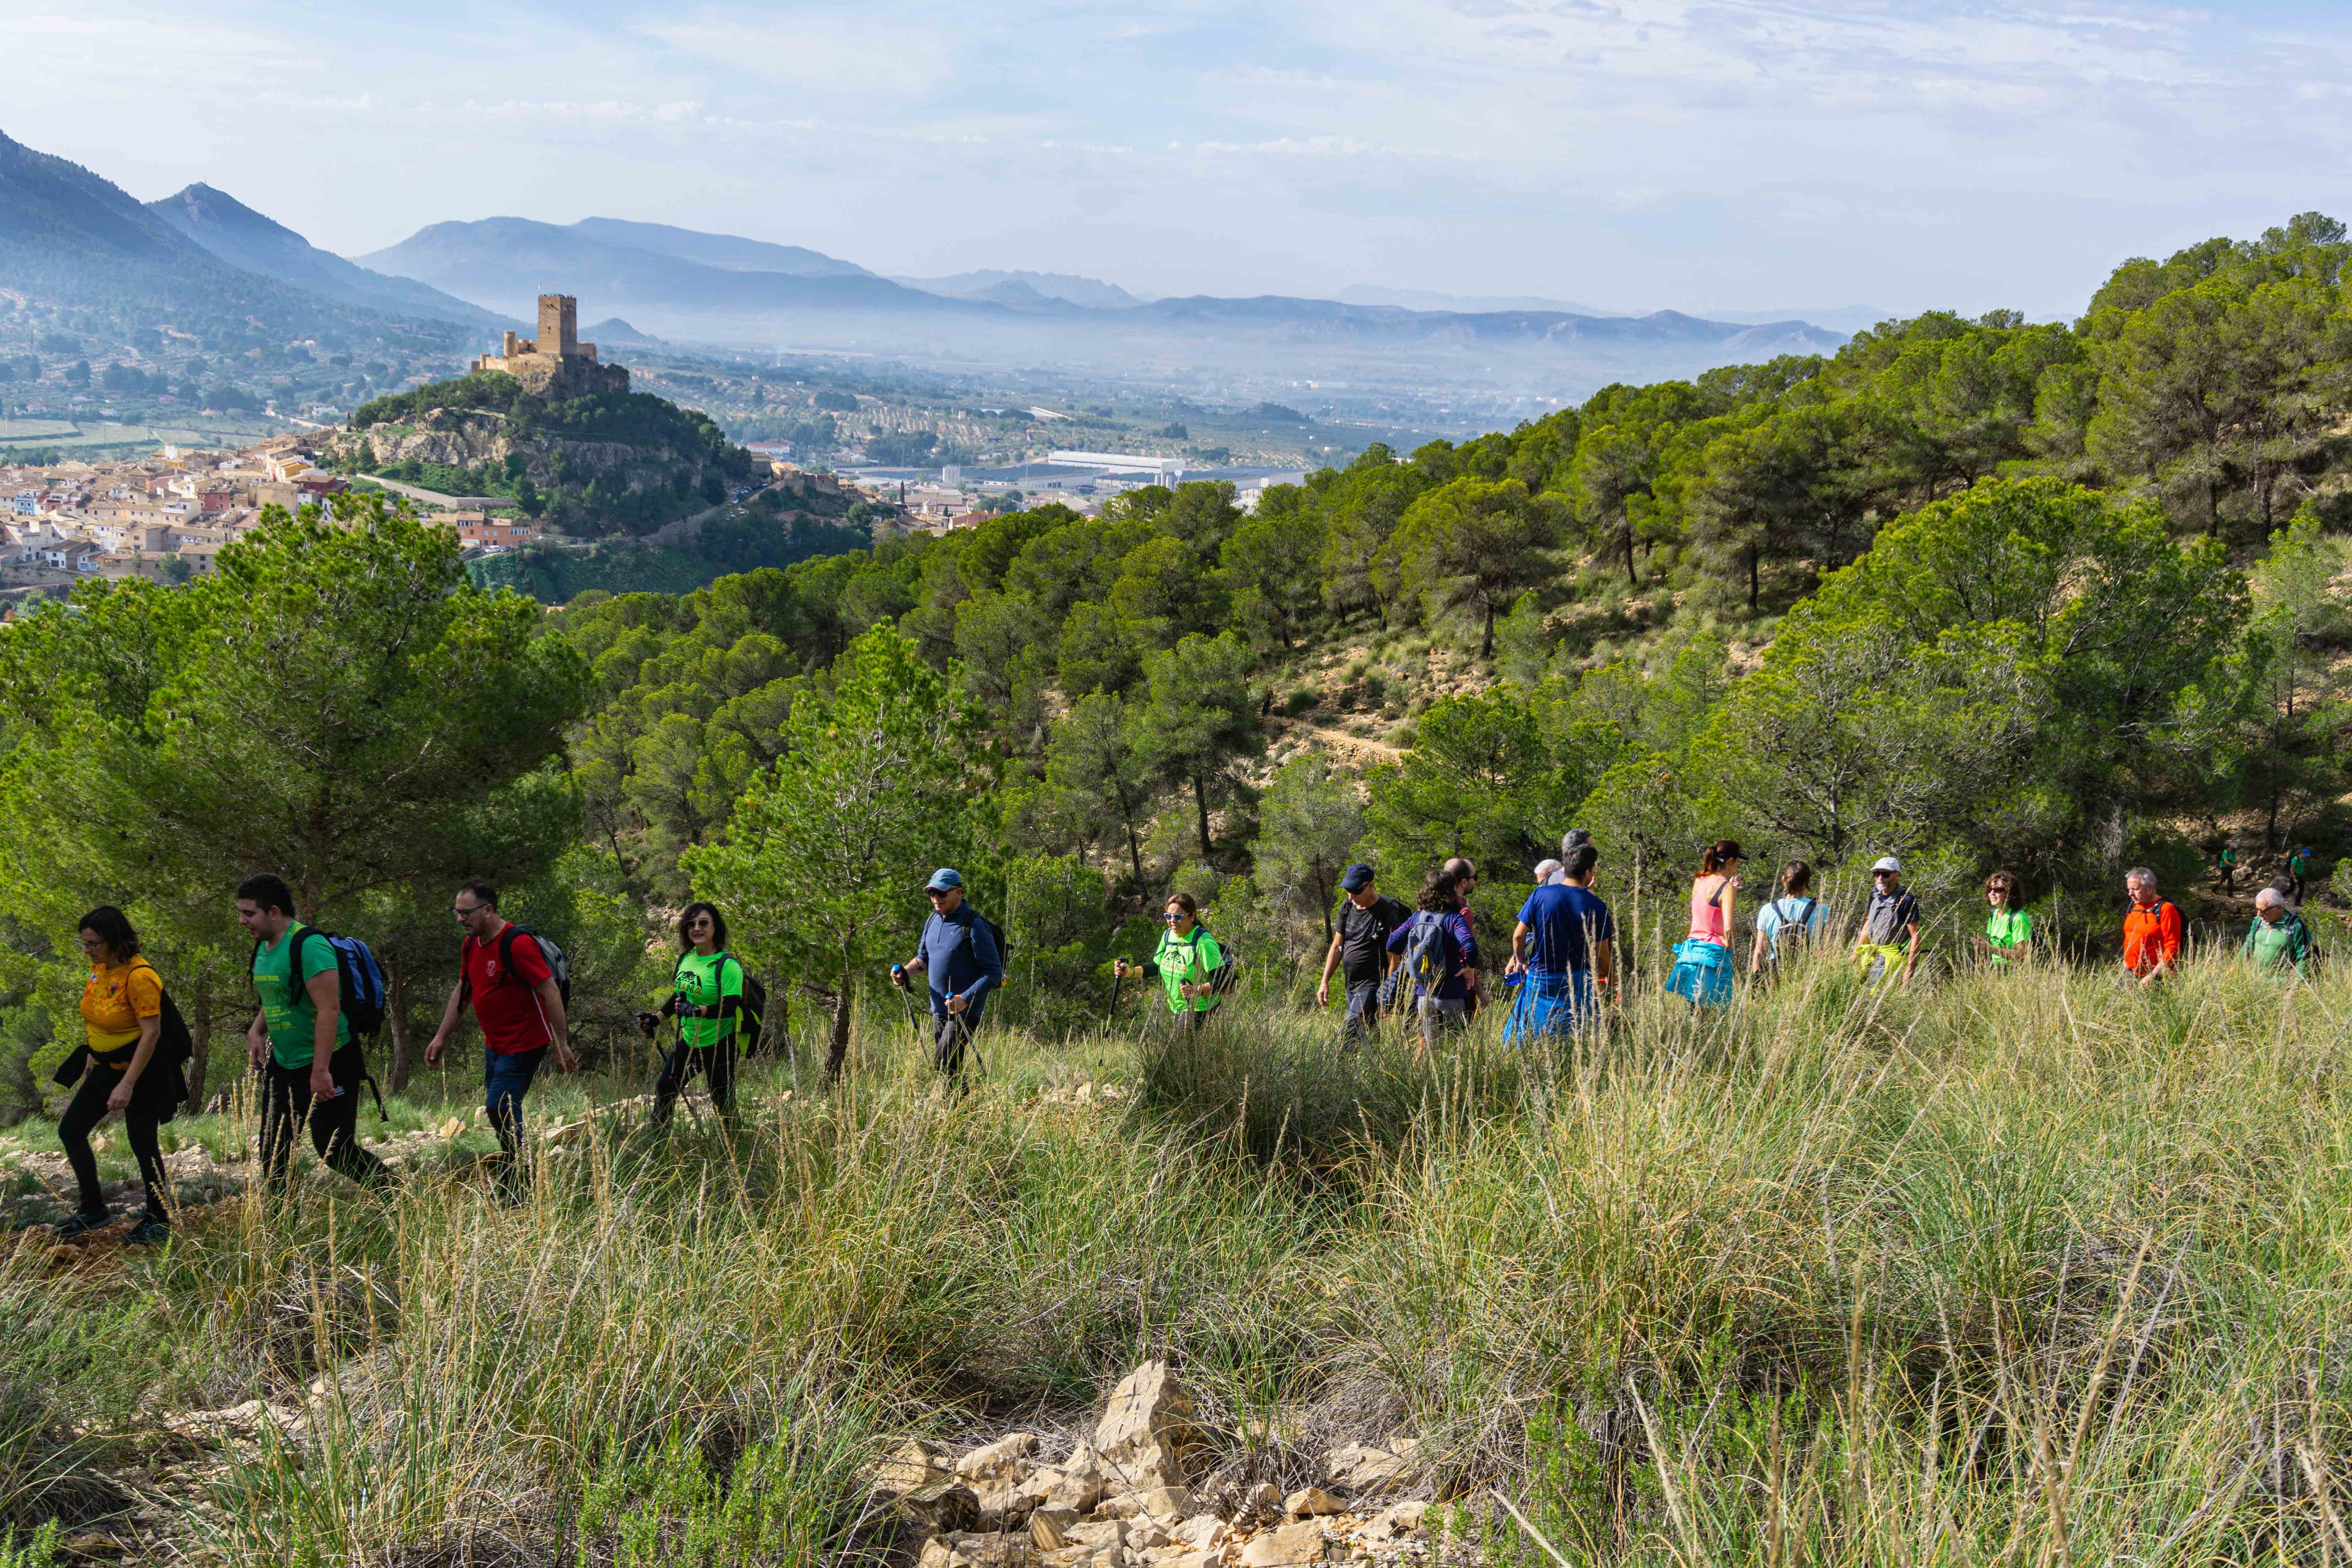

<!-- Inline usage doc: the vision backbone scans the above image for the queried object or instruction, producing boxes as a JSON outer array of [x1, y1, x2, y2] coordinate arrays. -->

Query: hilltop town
[[0, 436, 549, 604]]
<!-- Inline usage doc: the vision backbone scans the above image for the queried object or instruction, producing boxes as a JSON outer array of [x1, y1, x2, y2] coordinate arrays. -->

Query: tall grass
[[3, 951, 2351, 1561]]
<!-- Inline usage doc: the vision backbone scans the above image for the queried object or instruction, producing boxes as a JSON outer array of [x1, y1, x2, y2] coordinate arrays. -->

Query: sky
[[8, 0, 2352, 321]]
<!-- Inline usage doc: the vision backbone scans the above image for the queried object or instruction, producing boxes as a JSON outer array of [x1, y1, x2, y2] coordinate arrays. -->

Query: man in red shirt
[[426, 881, 574, 1197], [2121, 866, 2183, 987]]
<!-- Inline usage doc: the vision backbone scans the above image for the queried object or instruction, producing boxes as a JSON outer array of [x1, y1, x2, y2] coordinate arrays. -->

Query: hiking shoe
[[51, 1210, 111, 1241], [122, 1217, 170, 1247]]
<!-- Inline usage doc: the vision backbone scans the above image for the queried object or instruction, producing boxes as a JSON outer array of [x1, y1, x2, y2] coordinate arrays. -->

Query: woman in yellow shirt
[[56, 907, 174, 1244]]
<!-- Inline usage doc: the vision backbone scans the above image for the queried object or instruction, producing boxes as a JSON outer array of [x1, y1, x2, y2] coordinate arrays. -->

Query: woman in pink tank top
[[1687, 839, 1743, 948]]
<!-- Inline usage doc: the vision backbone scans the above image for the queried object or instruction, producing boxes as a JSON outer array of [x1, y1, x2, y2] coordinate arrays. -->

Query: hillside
[[332, 370, 760, 538], [145, 183, 510, 330], [0, 128, 475, 434]]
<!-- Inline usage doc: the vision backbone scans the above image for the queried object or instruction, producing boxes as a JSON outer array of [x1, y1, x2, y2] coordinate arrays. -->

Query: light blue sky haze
[[7, 0, 2349, 319]]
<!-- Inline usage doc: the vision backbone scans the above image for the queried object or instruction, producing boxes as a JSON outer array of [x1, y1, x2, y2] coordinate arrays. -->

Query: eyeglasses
[[453, 903, 483, 919], [1164, 912, 1184, 921]]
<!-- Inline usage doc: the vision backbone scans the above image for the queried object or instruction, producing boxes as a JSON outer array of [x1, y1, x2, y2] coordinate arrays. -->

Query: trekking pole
[[1104, 963, 1124, 1027], [951, 1007, 988, 1079]]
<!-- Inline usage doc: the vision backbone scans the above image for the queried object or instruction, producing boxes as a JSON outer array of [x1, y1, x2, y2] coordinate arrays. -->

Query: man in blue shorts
[[1503, 840, 1615, 1043]]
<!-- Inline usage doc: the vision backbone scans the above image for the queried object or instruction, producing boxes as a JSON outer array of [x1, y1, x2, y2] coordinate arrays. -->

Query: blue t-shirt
[[1517, 885, 1615, 975], [1754, 895, 1828, 957]]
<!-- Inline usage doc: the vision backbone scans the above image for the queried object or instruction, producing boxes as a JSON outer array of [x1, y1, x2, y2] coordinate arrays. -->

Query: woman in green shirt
[[648, 902, 745, 1123], [1115, 893, 1226, 1032], [1976, 870, 2032, 969]]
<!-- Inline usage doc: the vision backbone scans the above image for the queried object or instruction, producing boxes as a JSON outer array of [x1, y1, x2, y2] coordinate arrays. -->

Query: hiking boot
[[122, 1217, 170, 1247], [51, 1209, 111, 1241]]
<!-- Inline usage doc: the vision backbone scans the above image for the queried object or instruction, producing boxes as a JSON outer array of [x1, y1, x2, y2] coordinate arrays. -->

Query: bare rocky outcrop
[[873, 1360, 1435, 1568]]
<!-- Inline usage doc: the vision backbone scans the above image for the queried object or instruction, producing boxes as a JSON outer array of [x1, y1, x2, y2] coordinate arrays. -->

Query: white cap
[[1871, 855, 1902, 873]]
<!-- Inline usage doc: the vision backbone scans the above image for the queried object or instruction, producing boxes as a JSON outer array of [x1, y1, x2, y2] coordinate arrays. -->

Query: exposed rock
[[1094, 1361, 1197, 1492], [923, 1533, 1038, 1568], [1104, 1485, 1194, 1524], [1360, 1501, 1426, 1543], [874, 1439, 953, 1497], [1040, 1547, 1122, 1568], [960, 1432, 1041, 1479], [1240, 1521, 1327, 1567], [1322, 1444, 1406, 1492], [901, 1478, 981, 1531], [1174, 1515, 1227, 1550], [1285, 1488, 1346, 1519], [1065, 1521, 1127, 1550], [1239, 1482, 1284, 1526]]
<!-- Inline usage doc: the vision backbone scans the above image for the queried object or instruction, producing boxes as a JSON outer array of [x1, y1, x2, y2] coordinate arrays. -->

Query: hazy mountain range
[[355, 215, 1850, 396], [0, 127, 1854, 402]]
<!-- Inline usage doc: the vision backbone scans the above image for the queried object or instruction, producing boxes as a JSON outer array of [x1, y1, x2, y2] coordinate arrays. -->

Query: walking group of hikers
[[1300, 831, 2328, 1054], [47, 871, 778, 1243], [44, 834, 2324, 1241]]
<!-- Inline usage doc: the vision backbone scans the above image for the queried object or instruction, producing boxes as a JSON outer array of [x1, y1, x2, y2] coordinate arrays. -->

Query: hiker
[[1386, 870, 1476, 1053], [1116, 892, 1226, 1032], [1750, 860, 1827, 973], [1504, 839, 1614, 1043], [1976, 871, 2033, 969], [1316, 863, 1408, 1044], [649, 902, 749, 1120], [1667, 840, 1741, 1007], [1853, 856, 1922, 989], [1531, 858, 1565, 888], [424, 882, 575, 1195], [2288, 844, 2317, 903], [892, 869, 1002, 1073], [54, 907, 177, 1244], [1440, 856, 1484, 1016], [2241, 887, 2314, 975], [2121, 867, 2183, 987], [2213, 841, 2239, 894], [237, 874, 390, 1192]]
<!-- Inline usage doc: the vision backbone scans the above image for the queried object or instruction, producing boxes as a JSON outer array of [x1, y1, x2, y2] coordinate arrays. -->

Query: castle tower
[[537, 294, 579, 358]]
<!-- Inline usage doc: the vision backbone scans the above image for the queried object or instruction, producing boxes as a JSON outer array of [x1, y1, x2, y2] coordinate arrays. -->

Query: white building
[[1045, 451, 1188, 481]]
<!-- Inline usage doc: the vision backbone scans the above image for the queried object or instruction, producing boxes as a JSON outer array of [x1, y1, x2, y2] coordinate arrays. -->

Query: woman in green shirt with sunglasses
[[1978, 870, 2032, 969]]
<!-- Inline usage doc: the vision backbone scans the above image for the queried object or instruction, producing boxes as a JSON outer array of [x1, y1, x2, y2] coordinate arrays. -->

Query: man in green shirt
[[237, 874, 388, 1191], [2241, 888, 2315, 975]]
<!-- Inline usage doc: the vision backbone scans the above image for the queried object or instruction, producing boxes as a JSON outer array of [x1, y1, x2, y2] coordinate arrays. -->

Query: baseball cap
[[924, 867, 964, 892], [1339, 863, 1375, 893], [1871, 856, 1901, 874]]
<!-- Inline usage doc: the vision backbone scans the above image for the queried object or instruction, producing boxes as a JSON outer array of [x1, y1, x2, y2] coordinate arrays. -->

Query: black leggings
[[260, 1041, 390, 1191], [58, 1061, 167, 1221], [652, 1036, 736, 1124]]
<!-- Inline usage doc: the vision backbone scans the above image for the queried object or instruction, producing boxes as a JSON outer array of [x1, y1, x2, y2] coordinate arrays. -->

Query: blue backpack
[[261, 926, 390, 1037], [1403, 911, 1456, 994]]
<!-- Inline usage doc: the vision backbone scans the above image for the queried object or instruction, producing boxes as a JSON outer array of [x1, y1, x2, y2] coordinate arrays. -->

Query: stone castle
[[471, 294, 630, 397]]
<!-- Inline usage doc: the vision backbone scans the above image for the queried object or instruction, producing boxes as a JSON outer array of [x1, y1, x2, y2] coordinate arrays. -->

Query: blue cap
[[1340, 863, 1375, 892], [925, 867, 963, 892]]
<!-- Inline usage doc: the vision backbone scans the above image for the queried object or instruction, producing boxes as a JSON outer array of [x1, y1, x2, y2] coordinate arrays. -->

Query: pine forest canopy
[[2, 212, 2352, 1098]]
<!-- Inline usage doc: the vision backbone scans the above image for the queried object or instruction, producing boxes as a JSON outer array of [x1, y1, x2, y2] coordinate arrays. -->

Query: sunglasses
[[453, 903, 484, 919]]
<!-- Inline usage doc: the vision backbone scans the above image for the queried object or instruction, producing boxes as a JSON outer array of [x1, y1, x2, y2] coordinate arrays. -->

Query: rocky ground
[[873, 1363, 1456, 1568]]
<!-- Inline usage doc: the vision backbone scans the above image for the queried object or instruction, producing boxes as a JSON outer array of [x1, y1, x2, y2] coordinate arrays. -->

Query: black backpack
[[678, 951, 773, 1056], [465, 925, 572, 1008]]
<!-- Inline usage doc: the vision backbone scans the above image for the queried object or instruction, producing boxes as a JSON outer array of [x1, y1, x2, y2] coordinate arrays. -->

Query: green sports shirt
[[1151, 927, 1224, 1014], [673, 950, 745, 1048], [254, 924, 349, 1069]]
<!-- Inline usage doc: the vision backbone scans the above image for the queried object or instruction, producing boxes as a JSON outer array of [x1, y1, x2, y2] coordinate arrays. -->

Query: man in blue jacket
[[890, 868, 1003, 1076]]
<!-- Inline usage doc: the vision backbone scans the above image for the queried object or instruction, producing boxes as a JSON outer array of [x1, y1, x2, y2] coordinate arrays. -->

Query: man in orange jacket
[[2121, 866, 2183, 986]]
